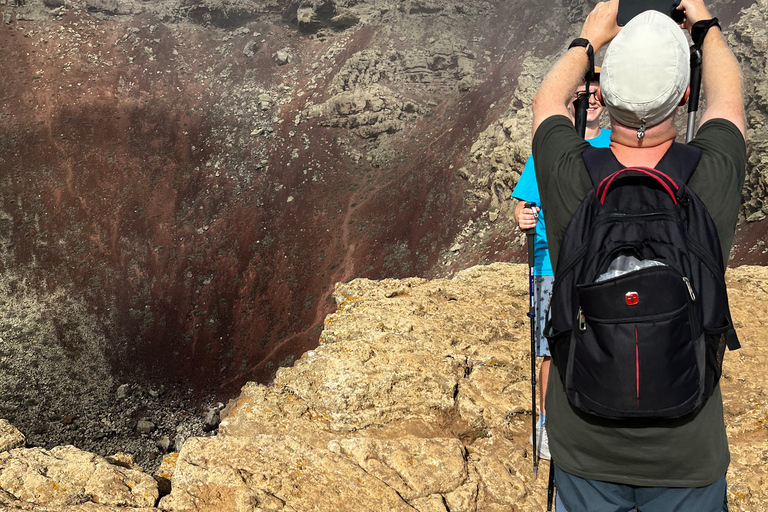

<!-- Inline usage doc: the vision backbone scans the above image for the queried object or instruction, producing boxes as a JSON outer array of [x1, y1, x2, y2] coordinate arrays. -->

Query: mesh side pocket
[[703, 321, 732, 399]]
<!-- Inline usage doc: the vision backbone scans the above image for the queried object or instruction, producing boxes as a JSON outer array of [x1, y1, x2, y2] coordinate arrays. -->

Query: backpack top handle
[[596, 167, 679, 205]]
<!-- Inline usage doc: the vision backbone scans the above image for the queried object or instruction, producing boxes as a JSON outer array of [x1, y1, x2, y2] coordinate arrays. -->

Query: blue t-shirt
[[512, 128, 611, 275]]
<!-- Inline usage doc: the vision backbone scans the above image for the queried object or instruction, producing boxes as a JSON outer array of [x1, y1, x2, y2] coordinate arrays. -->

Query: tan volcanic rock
[[161, 263, 540, 512], [0, 422, 25, 454], [1, 0, 766, 470], [1, 263, 767, 511], [720, 266, 768, 512], [156, 263, 766, 512], [0, 445, 158, 510]]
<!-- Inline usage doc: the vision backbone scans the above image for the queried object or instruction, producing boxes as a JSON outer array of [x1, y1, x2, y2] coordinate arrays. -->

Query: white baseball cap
[[600, 10, 690, 131]]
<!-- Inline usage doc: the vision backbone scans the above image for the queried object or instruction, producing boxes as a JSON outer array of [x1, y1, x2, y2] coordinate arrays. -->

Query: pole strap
[[691, 18, 721, 50]]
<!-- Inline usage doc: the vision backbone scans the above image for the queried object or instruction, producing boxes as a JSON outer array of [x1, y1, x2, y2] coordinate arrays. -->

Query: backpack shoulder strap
[[582, 142, 703, 187], [654, 143, 703, 184], [581, 146, 621, 188]]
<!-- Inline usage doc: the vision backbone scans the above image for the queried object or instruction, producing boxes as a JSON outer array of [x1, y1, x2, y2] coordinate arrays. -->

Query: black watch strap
[[691, 18, 721, 49], [568, 38, 594, 60]]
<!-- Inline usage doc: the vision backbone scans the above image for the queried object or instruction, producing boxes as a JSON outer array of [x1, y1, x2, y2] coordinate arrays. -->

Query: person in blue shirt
[[513, 69, 610, 460]]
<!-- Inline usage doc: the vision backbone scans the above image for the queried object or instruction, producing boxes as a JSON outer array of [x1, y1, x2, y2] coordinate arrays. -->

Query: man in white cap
[[531, 0, 745, 510]]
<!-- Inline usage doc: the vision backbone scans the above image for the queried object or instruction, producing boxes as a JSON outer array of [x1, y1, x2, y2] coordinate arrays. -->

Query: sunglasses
[[574, 90, 599, 100]]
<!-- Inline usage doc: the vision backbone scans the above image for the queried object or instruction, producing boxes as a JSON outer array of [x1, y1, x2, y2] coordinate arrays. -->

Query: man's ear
[[679, 85, 691, 106]]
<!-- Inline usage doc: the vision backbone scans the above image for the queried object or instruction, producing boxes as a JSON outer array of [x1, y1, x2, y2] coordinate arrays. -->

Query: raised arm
[[532, 0, 621, 137], [677, 0, 746, 136]]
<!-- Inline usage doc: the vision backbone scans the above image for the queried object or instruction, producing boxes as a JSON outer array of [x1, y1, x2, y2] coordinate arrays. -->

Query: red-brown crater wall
[[0, 8, 500, 395], [1, 0, 764, 399]]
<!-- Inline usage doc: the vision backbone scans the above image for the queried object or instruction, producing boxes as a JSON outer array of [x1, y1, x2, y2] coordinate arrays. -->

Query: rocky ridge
[[2, 263, 767, 511], [730, 0, 768, 222]]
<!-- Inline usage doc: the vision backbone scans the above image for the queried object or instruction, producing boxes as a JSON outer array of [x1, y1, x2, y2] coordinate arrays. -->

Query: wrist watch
[[568, 38, 594, 61]]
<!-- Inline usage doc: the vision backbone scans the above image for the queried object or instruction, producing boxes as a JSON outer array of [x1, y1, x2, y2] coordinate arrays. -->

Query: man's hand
[[580, 0, 621, 51], [532, 0, 621, 135], [676, 0, 714, 32], [676, 0, 746, 136]]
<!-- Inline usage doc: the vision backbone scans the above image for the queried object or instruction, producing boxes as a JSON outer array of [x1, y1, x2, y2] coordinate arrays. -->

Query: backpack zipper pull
[[683, 277, 696, 301], [578, 307, 586, 331]]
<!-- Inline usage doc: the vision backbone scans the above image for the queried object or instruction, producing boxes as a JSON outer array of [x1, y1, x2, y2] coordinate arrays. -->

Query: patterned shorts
[[534, 275, 553, 357]]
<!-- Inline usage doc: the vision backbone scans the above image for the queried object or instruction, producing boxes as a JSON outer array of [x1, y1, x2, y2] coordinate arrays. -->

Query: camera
[[617, 0, 685, 26]]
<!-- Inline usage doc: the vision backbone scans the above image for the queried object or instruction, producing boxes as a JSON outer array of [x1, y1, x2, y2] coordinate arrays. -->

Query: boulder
[[0, 445, 159, 508], [0, 420, 25, 453]]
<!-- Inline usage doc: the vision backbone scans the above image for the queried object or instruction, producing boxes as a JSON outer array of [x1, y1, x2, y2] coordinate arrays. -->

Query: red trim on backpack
[[597, 167, 679, 205]]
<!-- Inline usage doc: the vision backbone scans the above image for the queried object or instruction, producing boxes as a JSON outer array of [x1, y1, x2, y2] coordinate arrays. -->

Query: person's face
[[584, 82, 603, 124], [568, 82, 604, 124]]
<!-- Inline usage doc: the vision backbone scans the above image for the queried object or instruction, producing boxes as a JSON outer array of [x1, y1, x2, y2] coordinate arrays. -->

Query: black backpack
[[546, 143, 740, 420]]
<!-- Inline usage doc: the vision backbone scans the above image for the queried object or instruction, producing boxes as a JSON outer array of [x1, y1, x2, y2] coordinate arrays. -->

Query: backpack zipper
[[578, 267, 699, 338], [682, 276, 696, 301], [552, 212, 680, 316], [581, 301, 689, 324], [592, 211, 678, 226]]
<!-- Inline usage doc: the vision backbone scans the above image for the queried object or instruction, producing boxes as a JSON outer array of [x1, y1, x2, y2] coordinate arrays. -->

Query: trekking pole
[[573, 58, 595, 138], [573, 85, 589, 139], [546, 463, 556, 511], [525, 202, 538, 479], [686, 45, 703, 143], [547, 63, 599, 507]]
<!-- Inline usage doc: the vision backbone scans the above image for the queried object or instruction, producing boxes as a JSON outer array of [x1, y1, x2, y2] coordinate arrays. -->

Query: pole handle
[[573, 59, 595, 139], [524, 202, 537, 268], [686, 46, 703, 142], [573, 94, 588, 139], [688, 47, 703, 113]]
